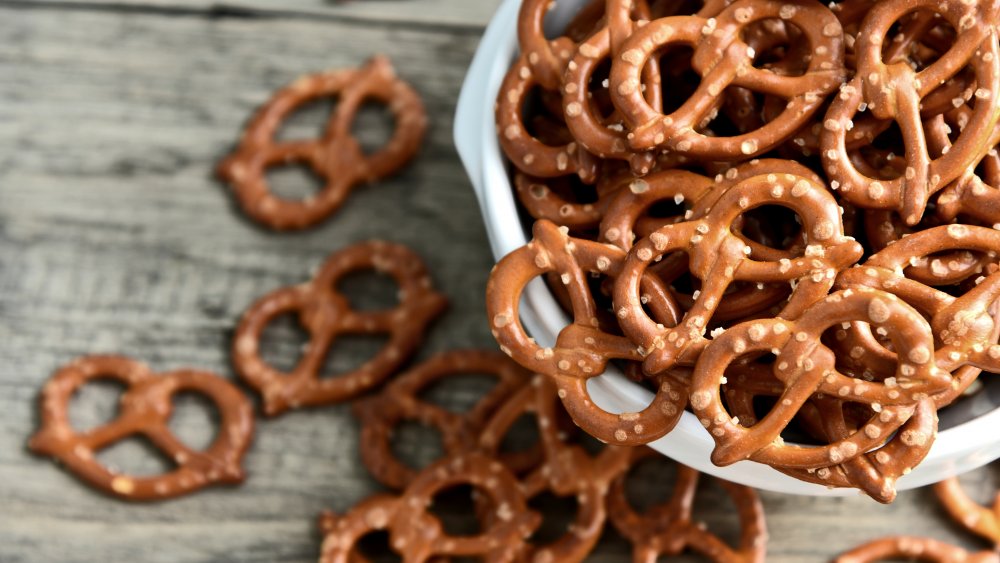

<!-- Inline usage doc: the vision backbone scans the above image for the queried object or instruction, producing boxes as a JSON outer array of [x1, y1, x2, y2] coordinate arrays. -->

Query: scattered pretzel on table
[[232, 240, 447, 416], [834, 536, 1000, 563], [607, 447, 767, 563], [218, 55, 427, 230], [934, 472, 1000, 548], [353, 349, 532, 490], [29, 355, 254, 501]]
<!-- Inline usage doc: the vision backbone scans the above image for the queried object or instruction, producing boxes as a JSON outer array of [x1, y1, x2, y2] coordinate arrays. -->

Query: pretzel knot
[[217, 56, 427, 230], [834, 536, 1000, 563], [690, 288, 952, 470], [934, 474, 1000, 547], [607, 448, 767, 563], [232, 241, 447, 416], [614, 172, 862, 375], [29, 355, 253, 501], [353, 349, 531, 490], [486, 219, 690, 444], [837, 225, 1000, 379], [318, 453, 540, 563], [822, 0, 1000, 225], [478, 376, 633, 562], [609, 0, 846, 157]]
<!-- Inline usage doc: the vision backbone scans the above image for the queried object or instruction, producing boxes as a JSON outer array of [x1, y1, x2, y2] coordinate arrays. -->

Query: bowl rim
[[453, 0, 1000, 495]]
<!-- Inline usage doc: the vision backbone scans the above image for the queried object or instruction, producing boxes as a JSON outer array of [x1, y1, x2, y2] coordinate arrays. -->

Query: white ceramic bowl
[[454, 0, 1000, 495]]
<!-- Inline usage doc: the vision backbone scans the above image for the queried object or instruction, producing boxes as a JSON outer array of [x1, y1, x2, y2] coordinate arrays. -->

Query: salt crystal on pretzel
[[29, 355, 254, 501]]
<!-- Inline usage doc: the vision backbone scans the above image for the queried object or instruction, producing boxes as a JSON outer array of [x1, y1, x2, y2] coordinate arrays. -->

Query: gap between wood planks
[[0, 0, 489, 35]]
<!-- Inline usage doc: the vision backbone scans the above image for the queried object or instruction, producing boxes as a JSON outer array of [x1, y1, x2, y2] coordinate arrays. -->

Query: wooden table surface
[[1, 1, 997, 561]]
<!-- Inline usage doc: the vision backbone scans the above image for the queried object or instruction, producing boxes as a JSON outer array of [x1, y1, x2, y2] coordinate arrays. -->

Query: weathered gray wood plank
[[0, 3, 996, 563], [2, 0, 502, 29]]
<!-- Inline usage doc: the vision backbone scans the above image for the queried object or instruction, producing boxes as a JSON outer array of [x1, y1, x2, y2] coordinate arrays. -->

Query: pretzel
[[217, 56, 426, 230], [486, 219, 692, 444], [613, 171, 862, 375], [353, 349, 531, 490], [836, 225, 1000, 378], [690, 287, 953, 470], [606, 448, 767, 562], [934, 473, 1000, 547], [28, 355, 253, 501], [497, 51, 600, 183], [232, 241, 447, 416], [478, 375, 633, 562], [834, 536, 1000, 563], [609, 0, 846, 158], [317, 453, 540, 563], [820, 0, 1000, 225]]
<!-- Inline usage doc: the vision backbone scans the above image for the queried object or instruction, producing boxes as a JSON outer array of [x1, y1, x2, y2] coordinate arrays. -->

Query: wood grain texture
[[0, 2, 996, 562], [6, 0, 502, 28]]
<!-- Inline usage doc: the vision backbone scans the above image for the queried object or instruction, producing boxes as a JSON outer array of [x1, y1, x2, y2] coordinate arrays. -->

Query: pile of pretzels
[[487, 0, 1000, 502]]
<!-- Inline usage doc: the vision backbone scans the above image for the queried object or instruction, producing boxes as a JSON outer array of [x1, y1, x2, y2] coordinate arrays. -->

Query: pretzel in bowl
[[613, 171, 862, 375], [834, 536, 1000, 563], [232, 241, 447, 416], [318, 453, 540, 563], [609, 0, 846, 159], [486, 218, 690, 444], [606, 447, 767, 562], [29, 355, 254, 501], [217, 56, 427, 230], [821, 0, 1000, 225], [690, 287, 952, 471], [353, 349, 531, 490]]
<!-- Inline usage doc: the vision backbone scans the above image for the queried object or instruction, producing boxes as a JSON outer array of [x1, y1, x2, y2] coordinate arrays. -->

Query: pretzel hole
[[167, 391, 221, 452], [882, 11, 955, 71], [525, 491, 580, 546], [657, 46, 700, 115], [854, 123, 907, 181], [741, 19, 809, 77], [276, 96, 336, 141], [689, 478, 749, 552], [587, 58, 617, 118], [68, 378, 128, 432], [748, 395, 826, 445], [622, 454, 681, 513], [320, 334, 393, 379], [733, 204, 802, 251], [417, 374, 503, 415], [354, 530, 402, 563], [390, 421, 445, 475], [336, 270, 401, 311], [95, 435, 175, 477], [427, 484, 484, 536], [265, 164, 325, 201], [497, 413, 543, 464], [351, 99, 396, 156], [258, 312, 310, 373]]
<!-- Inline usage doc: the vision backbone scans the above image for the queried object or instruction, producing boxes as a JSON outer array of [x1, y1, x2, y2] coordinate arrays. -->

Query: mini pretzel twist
[[29, 355, 254, 501], [217, 56, 427, 230], [934, 474, 1000, 547], [613, 172, 862, 375], [834, 536, 1000, 563], [609, 0, 846, 158], [232, 241, 447, 416], [821, 0, 1000, 225], [497, 51, 600, 183], [353, 349, 531, 490], [478, 375, 633, 562], [486, 219, 690, 444], [690, 288, 952, 470], [837, 225, 1000, 378], [318, 453, 540, 563], [606, 448, 767, 562]]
